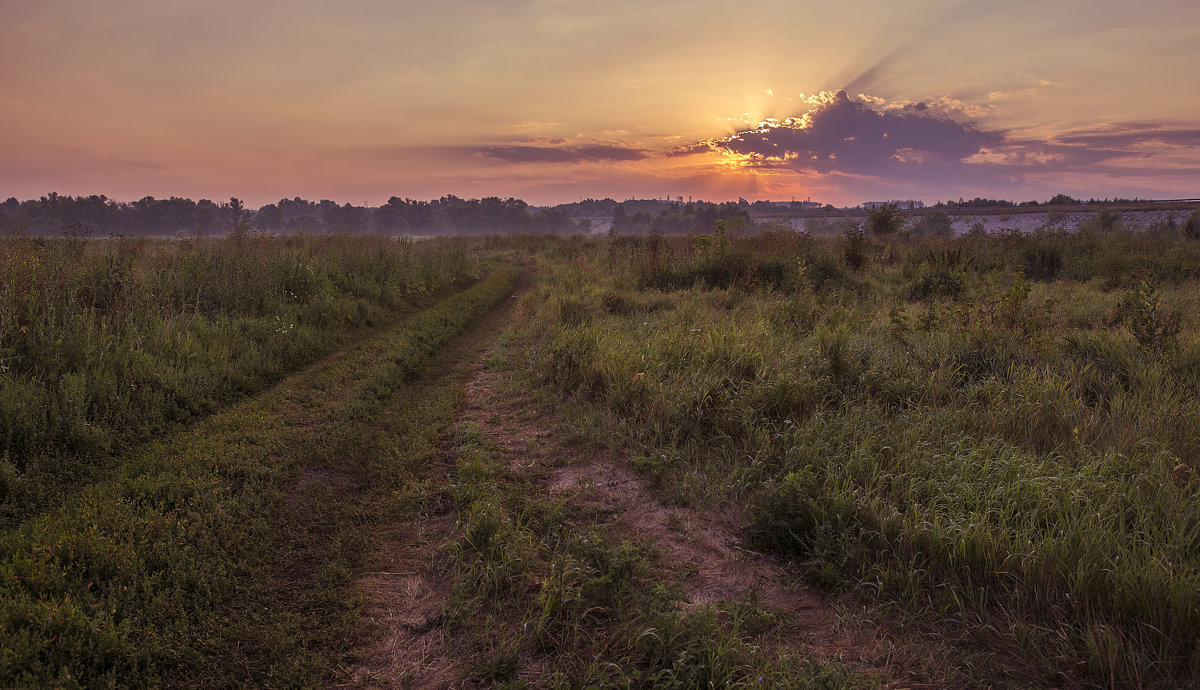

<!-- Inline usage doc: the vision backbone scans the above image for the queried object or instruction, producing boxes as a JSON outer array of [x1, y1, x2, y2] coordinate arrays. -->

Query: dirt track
[[343, 279, 959, 687]]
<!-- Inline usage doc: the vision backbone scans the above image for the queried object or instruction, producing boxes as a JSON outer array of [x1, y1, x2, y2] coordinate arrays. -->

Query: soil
[[454, 348, 956, 688], [343, 514, 465, 689], [342, 281, 959, 687]]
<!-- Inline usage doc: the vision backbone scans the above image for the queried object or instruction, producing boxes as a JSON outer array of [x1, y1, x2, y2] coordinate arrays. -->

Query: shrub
[[1122, 278, 1182, 353], [912, 211, 954, 238], [841, 225, 868, 271], [1021, 242, 1064, 282], [1184, 210, 1200, 240], [866, 203, 903, 236]]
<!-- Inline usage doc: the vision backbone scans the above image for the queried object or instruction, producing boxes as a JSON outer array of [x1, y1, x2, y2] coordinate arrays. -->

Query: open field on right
[[514, 226, 1200, 686]]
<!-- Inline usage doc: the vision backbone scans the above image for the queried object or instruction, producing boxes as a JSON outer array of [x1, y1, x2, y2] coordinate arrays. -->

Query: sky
[[3, 0, 1199, 207]]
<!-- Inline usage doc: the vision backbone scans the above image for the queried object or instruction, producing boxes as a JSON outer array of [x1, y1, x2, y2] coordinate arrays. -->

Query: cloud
[[1051, 123, 1200, 150], [692, 90, 1000, 177], [477, 143, 649, 163], [674, 91, 1200, 196]]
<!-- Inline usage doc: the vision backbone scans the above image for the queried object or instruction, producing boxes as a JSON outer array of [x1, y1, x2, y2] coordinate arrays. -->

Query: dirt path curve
[[455, 346, 954, 688]]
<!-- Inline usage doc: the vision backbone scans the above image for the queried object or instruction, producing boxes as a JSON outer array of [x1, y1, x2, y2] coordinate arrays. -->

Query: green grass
[[7, 227, 1200, 686], [0, 266, 517, 688], [0, 233, 478, 524], [511, 229, 1200, 686], [440, 412, 864, 688]]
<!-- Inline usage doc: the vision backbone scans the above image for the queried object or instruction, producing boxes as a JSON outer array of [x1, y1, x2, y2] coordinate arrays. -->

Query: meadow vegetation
[[515, 223, 1200, 686], [0, 232, 474, 522], [5, 219, 1200, 686], [0, 231, 517, 686]]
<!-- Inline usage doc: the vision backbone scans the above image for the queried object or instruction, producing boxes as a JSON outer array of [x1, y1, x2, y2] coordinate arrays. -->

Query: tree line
[[0, 193, 584, 237]]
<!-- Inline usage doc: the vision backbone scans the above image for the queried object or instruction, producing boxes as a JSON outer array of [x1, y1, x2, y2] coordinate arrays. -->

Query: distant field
[[3, 226, 1200, 687]]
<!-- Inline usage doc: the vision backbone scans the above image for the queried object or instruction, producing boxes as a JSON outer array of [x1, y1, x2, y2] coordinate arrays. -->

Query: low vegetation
[[0, 233, 515, 686], [517, 225, 1200, 686], [0, 232, 474, 522], [5, 221, 1200, 686]]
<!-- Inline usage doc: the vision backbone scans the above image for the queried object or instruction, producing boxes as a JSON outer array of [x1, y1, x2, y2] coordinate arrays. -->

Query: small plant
[[888, 303, 909, 341], [1123, 278, 1182, 353], [1000, 271, 1032, 330]]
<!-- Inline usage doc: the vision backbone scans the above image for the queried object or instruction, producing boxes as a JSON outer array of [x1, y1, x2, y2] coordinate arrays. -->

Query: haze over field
[[3, 0, 1198, 206]]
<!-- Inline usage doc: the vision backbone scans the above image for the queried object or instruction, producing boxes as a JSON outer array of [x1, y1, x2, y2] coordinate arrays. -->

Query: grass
[[440, 410, 863, 688], [510, 228, 1200, 686], [7, 226, 1200, 686], [0, 265, 517, 687], [0, 233, 478, 524]]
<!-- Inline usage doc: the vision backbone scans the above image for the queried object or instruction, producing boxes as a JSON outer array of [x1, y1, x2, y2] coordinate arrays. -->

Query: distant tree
[[254, 203, 284, 231], [611, 203, 627, 233], [195, 199, 221, 236], [1047, 193, 1080, 205], [225, 198, 247, 233]]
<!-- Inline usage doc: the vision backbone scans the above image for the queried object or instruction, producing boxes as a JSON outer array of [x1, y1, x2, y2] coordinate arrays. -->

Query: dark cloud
[[664, 142, 713, 158], [984, 123, 1200, 174], [1052, 123, 1200, 149], [478, 143, 649, 163], [696, 90, 999, 177], [682, 92, 1199, 190]]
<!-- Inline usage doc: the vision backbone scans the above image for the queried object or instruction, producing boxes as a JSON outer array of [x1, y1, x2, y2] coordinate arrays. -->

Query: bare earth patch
[[458, 349, 955, 688], [342, 515, 465, 689]]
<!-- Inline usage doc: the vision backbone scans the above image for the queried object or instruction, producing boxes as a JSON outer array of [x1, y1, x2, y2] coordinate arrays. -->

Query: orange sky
[[3, 0, 1199, 206]]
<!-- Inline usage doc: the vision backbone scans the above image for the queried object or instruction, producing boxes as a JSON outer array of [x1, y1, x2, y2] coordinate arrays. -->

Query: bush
[[866, 203, 903, 236], [1122, 278, 1182, 353], [1184, 210, 1200, 240], [912, 211, 954, 238], [1021, 242, 1064, 282], [842, 225, 868, 271]]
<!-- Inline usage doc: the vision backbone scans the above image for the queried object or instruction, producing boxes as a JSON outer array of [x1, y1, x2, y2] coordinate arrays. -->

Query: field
[[3, 224, 1200, 687]]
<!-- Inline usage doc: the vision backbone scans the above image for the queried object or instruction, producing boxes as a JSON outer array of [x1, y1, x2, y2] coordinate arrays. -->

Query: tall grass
[[516, 228, 1200, 685], [0, 266, 517, 687], [0, 233, 475, 522]]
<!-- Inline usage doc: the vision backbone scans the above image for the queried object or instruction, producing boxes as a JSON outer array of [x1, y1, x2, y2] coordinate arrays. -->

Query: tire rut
[[455, 344, 956, 689], [341, 273, 530, 689]]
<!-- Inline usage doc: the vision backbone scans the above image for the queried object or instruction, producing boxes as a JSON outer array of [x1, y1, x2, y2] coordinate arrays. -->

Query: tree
[[254, 203, 284, 231], [611, 203, 627, 233], [225, 197, 247, 234], [866, 203, 903, 236]]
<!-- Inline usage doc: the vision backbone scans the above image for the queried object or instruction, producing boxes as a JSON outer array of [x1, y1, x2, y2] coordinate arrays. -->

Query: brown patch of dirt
[[458, 349, 954, 689], [340, 515, 468, 689]]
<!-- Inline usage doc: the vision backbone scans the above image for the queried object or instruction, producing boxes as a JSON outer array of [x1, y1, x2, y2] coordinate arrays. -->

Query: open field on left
[[0, 233, 518, 686]]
